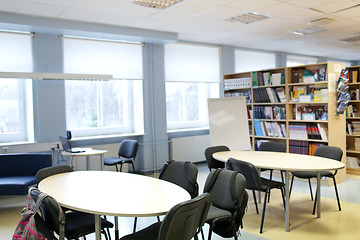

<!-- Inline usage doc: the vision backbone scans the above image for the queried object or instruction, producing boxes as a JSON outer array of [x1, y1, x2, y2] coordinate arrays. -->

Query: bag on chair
[[12, 187, 60, 240]]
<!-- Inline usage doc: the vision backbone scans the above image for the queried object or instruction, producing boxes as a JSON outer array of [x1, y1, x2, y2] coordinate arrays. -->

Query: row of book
[[346, 156, 360, 169], [253, 120, 286, 138], [349, 89, 360, 100], [293, 105, 328, 121], [289, 85, 328, 102], [347, 69, 359, 83], [289, 140, 326, 155], [252, 71, 285, 86], [253, 106, 286, 120], [288, 123, 328, 141], [224, 90, 252, 103], [224, 77, 251, 90], [346, 105, 358, 118], [291, 67, 327, 83], [253, 87, 286, 103], [347, 121, 360, 135]]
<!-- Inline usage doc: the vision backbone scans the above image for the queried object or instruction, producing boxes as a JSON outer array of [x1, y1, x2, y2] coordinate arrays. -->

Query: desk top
[[61, 149, 107, 156], [213, 150, 345, 172], [38, 171, 190, 217]]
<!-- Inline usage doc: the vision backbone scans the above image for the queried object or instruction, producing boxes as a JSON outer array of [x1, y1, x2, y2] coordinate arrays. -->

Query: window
[[286, 54, 318, 67], [327, 59, 352, 68], [165, 43, 220, 130], [63, 37, 144, 137], [0, 31, 33, 143], [235, 49, 276, 72]]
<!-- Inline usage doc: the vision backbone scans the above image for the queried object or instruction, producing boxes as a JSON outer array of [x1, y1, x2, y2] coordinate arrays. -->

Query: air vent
[[132, 0, 184, 9], [226, 12, 271, 24], [309, 17, 334, 26], [291, 26, 328, 36], [339, 36, 360, 43]]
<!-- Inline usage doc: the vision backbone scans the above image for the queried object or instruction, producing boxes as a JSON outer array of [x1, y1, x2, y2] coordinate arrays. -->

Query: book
[[263, 72, 270, 85], [317, 123, 328, 141], [272, 73, 282, 85], [254, 119, 264, 136], [257, 72, 264, 86], [252, 72, 258, 86], [275, 87, 286, 103]]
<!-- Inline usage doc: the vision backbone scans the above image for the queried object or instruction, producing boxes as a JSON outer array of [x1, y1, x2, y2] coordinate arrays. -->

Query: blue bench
[[0, 153, 52, 196]]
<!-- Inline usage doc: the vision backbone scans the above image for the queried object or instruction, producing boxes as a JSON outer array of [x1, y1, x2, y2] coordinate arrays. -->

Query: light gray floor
[[3, 162, 360, 240]]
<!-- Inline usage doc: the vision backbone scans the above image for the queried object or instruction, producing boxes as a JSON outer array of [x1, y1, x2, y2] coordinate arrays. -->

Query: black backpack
[[204, 169, 248, 238]]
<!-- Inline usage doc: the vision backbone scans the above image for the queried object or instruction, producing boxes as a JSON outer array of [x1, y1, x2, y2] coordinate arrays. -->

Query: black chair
[[203, 169, 248, 240], [133, 160, 199, 232], [36, 165, 113, 240], [204, 146, 229, 171], [227, 158, 285, 233], [30, 187, 113, 240], [258, 141, 286, 201], [289, 145, 343, 214], [104, 139, 139, 173], [120, 193, 211, 240]]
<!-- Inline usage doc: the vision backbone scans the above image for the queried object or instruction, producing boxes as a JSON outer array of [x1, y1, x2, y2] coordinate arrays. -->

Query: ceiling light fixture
[[132, 0, 184, 9], [291, 26, 328, 35], [226, 12, 271, 24], [339, 36, 360, 43]]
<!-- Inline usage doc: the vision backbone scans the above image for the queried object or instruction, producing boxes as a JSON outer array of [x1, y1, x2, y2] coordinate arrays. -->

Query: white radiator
[[170, 135, 210, 163]]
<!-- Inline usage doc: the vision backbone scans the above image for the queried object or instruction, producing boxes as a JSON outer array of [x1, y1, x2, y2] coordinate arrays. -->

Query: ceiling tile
[[17, 2, 66, 18], [226, 0, 280, 12], [166, 0, 216, 15], [26, 0, 80, 7], [74, 0, 128, 12], [311, 0, 359, 14], [257, 2, 304, 17], [59, 8, 105, 22], [0, 0, 23, 12], [107, 4, 160, 19]]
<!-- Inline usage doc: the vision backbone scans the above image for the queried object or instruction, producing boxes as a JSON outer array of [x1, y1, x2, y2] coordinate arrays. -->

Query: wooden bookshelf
[[224, 62, 347, 183], [345, 65, 360, 175]]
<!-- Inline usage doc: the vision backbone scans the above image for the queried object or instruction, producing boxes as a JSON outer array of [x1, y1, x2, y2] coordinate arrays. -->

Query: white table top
[[213, 150, 345, 172], [38, 171, 191, 217], [61, 148, 107, 156]]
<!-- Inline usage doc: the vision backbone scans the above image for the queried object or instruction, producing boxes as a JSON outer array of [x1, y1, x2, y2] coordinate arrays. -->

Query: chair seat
[[120, 221, 161, 240], [206, 204, 232, 222], [259, 177, 284, 191], [104, 157, 131, 166], [65, 212, 114, 239], [292, 171, 333, 179]]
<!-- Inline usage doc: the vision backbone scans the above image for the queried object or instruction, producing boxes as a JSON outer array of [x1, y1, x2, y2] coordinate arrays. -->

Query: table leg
[[100, 154, 104, 171], [285, 170, 290, 232], [86, 156, 90, 171], [115, 216, 119, 240], [316, 171, 321, 218], [95, 214, 101, 240]]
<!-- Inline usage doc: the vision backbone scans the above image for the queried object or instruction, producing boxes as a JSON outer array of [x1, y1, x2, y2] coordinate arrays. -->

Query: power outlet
[[2, 147, 8, 154]]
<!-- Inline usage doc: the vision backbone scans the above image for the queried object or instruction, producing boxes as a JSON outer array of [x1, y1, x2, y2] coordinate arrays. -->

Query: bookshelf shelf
[[224, 62, 347, 181]]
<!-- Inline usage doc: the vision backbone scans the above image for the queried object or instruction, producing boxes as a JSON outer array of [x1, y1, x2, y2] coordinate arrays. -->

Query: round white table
[[213, 150, 345, 232], [38, 171, 191, 240], [62, 149, 107, 170]]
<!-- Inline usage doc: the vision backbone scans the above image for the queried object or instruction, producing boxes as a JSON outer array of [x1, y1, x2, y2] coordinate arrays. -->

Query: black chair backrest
[[205, 145, 230, 170], [36, 165, 73, 184], [203, 169, 246, 211], [159, 160, 199, 199], [30, 188, 65, 236], [314, 145, 343, 161], [159, 193, 211, 240], [226, 158, 262, 191], [118, 139, 139, 159], [258, 141, 286, 152]]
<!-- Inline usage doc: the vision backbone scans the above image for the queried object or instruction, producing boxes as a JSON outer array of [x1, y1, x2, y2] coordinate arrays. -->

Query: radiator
[[170, 135, 210, 163]]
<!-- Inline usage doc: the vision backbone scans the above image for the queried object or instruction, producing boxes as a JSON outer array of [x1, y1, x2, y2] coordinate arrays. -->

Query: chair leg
[[308, 179, 314, 201], [115, 164, 119, 172], [260, 191, 268, 234], [232, 218, 238, 240], [133, 217, 137, 233], [280, 187, 286, 210], [120, 163, 123, 172], [312, 189, 317, 215], [333, 177, 341, 211], [252, 190, 259, 214], [201, 228, 205, 240], [157, 216, 160, 222], [289, 174, 294, 198], [207, 223, 214, 240], [280, 170, 285, 184], [131, 161, 136, 173], [267, 170, 273, 202]]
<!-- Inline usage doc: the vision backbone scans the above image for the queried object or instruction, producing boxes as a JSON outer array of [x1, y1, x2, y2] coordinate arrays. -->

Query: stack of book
[[289, 123, 327, 140], [253, 120, 286, 138], [253, 87, 285, 103], [346, 156, 360, 169], [355, 138, 360, 151]]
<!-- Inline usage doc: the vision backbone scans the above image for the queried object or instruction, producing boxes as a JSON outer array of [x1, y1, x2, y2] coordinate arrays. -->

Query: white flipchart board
[[208, 96, 251, 151]]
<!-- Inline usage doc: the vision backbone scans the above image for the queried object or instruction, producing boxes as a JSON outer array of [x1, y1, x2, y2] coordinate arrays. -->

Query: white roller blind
[[165, 43, 220, 83], [63, 37, 143, 79], [0, 32, 33, 71], [235, 49, 275, 72]]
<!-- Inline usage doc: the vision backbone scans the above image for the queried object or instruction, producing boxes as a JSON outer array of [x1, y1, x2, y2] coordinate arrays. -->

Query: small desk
[[38, 171, 190, 240], [213, 150, 345, 232], [62, 149, 107, 170]]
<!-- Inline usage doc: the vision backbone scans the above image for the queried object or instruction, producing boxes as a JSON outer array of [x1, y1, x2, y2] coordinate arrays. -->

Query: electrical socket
[[56, 143, 60, 149], [2, 147, 8, 154]]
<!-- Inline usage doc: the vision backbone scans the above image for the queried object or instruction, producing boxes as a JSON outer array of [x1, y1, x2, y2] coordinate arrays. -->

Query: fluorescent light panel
[[227, 12, 270, 24], [132, 0, 184, 9], [291, 26, 328, 35]]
